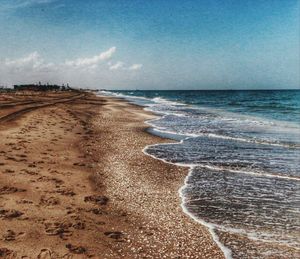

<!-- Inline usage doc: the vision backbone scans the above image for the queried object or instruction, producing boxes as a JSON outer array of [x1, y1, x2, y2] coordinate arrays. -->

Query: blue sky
[[0, 0, 299, 89]]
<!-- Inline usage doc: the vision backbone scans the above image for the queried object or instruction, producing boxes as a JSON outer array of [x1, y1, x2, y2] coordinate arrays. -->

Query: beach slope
[[0, 91, 223, 258]]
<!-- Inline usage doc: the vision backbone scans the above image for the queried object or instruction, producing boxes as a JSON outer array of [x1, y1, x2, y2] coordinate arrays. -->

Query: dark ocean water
[[100, 90, 300, 258]]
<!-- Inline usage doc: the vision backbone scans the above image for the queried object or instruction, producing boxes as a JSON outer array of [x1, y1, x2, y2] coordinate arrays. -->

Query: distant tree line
[[13, 82, 71, 91], [0, 86, 14, 92]]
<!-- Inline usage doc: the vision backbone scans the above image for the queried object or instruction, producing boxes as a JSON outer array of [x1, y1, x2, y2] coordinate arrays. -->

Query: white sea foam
[[145, 113, 297, 148], [179, 167, 233, 259], [143, 102, 300, 149], [141, 129, 234, 258], [152, 97, 186, 106], [99, 90, 151, 102], [142, 145, 233, 259], [199, 164, 300, 181]]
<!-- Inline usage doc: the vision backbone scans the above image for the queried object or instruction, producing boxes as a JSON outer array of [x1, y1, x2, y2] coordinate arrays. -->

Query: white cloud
[[109, 61, 124, 70], [65, 47, 116, 68], [4, 51, 55, 72], [0, 0, 59, 11], [0, 48, 143, 87], [108, 61, 143, 71], [5, 51, 40, 67], [2, 48, 142, 74], [128, 64, 143, 71], [26, 0, 58, 4]]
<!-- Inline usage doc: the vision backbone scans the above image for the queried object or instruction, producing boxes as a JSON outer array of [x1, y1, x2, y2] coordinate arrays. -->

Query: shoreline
[[0, 91, 224, 258], [114, 95, 232, 259], [90, 95, 225, 258]]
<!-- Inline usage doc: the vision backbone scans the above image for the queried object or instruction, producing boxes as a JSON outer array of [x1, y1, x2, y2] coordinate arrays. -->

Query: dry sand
[[0, 91, 224, 258]]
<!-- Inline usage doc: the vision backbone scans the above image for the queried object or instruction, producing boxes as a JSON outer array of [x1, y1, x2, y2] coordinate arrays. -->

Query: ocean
[[100, 90, 300, 258]]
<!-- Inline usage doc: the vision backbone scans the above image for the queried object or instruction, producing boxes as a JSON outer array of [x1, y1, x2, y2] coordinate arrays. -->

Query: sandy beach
[[0, 91, 223, 258]]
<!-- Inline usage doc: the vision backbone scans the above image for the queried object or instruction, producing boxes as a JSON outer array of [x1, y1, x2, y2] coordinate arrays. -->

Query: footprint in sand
[[0, 186, 26, 195], [16, 199, 33, 205], [16, 154, 27, 158], [2, 230, 24, 241], [56, 188, 76, 197], [0, 247, 16, 257], [0, 209, 23, 219], [40, 196, 60, 206], [72, 221, 85, 230], [3, 169, 15, 174], [2, 230, 16, 241], [72, 163, 86, 167], [44, 221, 73, 239], [37, 249, 53, 259], [6, 156, 18, 162], [84, 195, 109, 206], [21, 169, 38, 176], [104, 231, 124, 240], [65, 244, 86, 254], [37, 176, 64, 185]]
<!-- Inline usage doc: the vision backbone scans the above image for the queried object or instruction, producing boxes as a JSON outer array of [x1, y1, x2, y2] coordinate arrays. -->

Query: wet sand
[[0, 91, 224, 258]]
